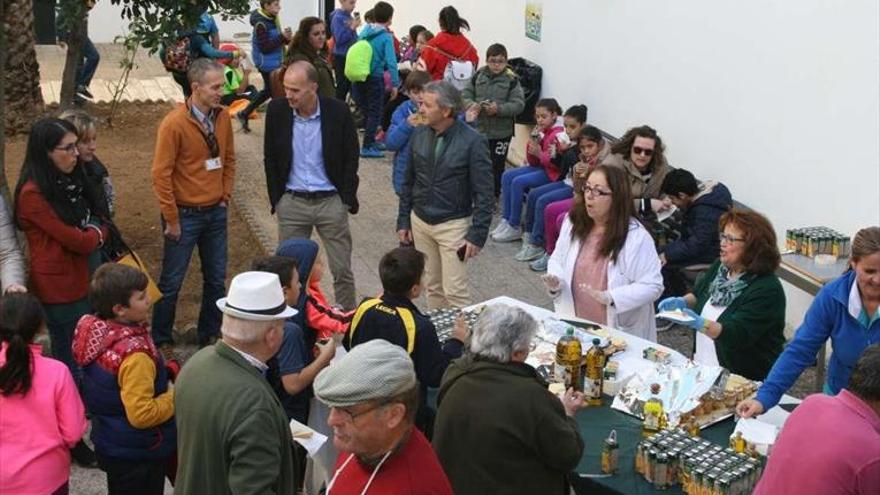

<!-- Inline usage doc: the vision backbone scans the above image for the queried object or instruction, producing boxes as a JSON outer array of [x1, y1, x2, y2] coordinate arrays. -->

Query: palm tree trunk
[[3, 0, 45, 137]]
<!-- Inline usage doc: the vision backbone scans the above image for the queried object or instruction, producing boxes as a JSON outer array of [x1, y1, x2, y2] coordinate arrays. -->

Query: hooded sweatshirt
[[433, 354, 584, 495], [660, 181, 733, 264], [358, 24, 400, 86]]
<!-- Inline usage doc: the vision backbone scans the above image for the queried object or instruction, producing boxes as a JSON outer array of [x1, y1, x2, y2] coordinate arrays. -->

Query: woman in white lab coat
[[544, 164, 664, 341]]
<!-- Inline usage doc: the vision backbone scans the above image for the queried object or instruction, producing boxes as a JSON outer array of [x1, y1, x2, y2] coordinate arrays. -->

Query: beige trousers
[[276, 193, 356, 310], [411, 212, 471, 309]]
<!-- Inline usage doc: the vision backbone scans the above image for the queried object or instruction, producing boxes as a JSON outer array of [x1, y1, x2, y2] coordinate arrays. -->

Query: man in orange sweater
[[150, 58, 236, 358]]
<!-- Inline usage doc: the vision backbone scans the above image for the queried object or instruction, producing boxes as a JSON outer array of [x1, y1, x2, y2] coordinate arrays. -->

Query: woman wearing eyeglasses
[[13, 118, 110, 386], [543, 164, 663, 341], [602, 125, 672, 216], [657, 209, 785, 380]]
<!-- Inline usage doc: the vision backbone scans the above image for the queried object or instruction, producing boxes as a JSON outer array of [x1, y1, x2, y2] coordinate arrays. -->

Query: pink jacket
[[526, 125, 565, 181], [0, 343, 87, 495]]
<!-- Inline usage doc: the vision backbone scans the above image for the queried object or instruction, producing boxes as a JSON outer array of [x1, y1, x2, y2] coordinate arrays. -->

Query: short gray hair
[[187, 58, 224, 85], [220, 314, 280, 343], [423, 80, 462, 114], [469, 304, 537, 363]]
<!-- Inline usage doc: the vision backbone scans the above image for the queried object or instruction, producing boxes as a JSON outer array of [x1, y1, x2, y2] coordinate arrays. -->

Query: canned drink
[[653, 453, 669, 490], [601, 429, 619, 474], [635, 441, 645, 474]]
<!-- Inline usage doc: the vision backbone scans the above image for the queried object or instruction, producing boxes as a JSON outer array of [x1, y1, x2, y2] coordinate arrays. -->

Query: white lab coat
[[548, 217, 664, 342]]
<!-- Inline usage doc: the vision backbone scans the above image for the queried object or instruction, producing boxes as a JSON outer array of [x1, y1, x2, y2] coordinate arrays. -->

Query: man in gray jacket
[[397, 81, 493, 309]]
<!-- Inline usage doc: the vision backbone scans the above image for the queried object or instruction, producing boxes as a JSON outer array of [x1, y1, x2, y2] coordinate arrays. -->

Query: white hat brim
[[215, 298, 298, 321]]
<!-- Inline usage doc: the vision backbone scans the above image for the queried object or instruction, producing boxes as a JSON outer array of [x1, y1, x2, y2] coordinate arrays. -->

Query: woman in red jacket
[[417, 6, 479, 82], [13, 118, 109, 386]]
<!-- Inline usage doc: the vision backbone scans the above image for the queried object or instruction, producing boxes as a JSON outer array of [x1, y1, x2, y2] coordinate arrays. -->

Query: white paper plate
[[657, 205, 678, 222], [657, 310, 695, 323]]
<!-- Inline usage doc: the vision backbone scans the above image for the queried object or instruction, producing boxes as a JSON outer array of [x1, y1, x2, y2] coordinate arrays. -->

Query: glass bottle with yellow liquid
[[584, 338, 606, 406], [642, 383, 666, 436], [555, 328, 582, 391]]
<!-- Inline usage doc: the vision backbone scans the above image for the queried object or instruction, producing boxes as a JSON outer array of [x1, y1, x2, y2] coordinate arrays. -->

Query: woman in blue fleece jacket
[[737, 226, 880, 418]]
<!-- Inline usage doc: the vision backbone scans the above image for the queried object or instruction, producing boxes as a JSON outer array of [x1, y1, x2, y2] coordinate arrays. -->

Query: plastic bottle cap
[[593, 338, 601, 345], [566, 328, 574, 336], [651, 383, 661, 394]]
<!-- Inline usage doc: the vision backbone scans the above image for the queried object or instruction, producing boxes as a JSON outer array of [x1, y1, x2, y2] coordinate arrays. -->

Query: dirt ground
[[3, 101, 262, 342]]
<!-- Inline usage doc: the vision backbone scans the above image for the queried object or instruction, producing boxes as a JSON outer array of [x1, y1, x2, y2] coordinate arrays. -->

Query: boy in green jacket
[[462, 43, 525, 198]]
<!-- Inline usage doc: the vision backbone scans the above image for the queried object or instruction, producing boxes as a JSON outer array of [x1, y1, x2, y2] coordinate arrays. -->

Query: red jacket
[[305, 278, 354, 340], [16, 180, 107, 304], [526, 125, 565, 181], [420, 32, 479, 81]]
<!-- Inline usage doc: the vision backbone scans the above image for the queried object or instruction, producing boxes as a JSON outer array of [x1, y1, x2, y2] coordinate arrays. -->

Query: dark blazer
[[263, 95, 360, 214]]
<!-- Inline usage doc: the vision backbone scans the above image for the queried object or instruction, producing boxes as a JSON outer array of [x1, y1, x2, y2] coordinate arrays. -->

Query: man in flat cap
[[315, 339, 453, 494], [174, 271, 298, 494]]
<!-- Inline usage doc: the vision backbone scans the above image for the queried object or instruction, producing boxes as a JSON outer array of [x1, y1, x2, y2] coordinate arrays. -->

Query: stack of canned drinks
[[427, 308, 480, 341], [634, 429, 763, 494], [785, 226, 850, 259]]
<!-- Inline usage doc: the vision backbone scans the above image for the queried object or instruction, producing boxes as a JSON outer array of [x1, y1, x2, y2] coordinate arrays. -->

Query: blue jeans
[[525, 182, 572, 246], [501, 167, 550, 226], [77, 37, 100, 88], [355, 75, 385, 148], [151, 206, 227, 346]]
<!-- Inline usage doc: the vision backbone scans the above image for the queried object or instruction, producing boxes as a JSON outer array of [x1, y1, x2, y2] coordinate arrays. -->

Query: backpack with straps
[[344, 30, 384, 83], [425, 44, 476, 91], [162, 36, 192, 74], [348, 298, 416, 354]]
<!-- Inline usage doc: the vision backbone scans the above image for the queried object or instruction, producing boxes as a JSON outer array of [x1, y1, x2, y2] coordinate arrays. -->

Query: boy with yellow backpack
[[346, 247, 468, 437]]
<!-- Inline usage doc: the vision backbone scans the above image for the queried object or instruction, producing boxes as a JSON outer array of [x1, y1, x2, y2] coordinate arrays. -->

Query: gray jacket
[[398, 120, 494, 247], [0, 195, 25, 292], [461, 67, 524, 140]]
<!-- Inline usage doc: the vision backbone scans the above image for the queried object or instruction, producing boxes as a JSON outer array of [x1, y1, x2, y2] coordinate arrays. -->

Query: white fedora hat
[[216, 271, 298, 321]]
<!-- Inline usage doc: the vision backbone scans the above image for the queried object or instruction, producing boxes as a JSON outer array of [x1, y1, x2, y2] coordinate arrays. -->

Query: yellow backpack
[[349, 298, 416, 354]]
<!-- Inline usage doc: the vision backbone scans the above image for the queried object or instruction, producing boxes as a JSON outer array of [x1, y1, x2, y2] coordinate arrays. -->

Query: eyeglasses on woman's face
[[631, 146, 654, 157], [582, 183, 612, 198], [719, 232, 746, 244], [54, 142, 79, 154]]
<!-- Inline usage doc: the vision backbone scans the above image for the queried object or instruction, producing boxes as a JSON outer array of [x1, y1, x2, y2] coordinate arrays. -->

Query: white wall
[[392, 0, 879, 329], [88, 1, 320, 44]]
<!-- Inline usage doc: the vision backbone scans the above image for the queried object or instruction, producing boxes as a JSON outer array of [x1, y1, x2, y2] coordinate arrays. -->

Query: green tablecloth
[[570, 398, 736, 495]]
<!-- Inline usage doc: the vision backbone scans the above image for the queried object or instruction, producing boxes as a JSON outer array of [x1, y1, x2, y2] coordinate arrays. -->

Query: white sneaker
[[491, 221, 507, 237], [515, 244, 545, 262], [492, 222, 522, 242], [529, 252, 550, 271]]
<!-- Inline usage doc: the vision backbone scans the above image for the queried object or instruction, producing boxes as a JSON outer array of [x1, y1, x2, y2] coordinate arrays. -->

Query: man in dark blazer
[[264, 61, 360, 310]]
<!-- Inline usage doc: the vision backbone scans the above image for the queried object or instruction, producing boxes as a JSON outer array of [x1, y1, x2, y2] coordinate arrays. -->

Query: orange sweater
[[151, 102, 236, 224]]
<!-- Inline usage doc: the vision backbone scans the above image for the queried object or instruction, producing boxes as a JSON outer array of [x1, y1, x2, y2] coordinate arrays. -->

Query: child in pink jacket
[[0, 292, 87, 495], [491, 98, 565, 242]]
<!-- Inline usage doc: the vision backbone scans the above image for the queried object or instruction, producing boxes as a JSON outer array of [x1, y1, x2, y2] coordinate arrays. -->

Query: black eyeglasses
[[582, 183, 612, 197], [719, 233, 746, 244], [54, 143, 79, 154], [632, 146, 654, 157]]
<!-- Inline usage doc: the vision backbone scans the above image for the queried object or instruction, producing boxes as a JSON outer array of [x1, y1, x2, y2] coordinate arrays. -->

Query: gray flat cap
[[314, 339, 417, 408]]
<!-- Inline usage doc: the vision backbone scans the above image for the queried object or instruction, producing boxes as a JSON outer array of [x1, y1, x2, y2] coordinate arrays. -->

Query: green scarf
[[707, 264, 752, 307]]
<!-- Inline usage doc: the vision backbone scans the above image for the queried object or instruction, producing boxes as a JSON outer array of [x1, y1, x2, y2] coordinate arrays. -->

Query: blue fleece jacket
[[386, 99, 418, 195], [358, 24, 399, 86], [755, 270, 880, 410], [660, 182, 733, 264], [330, 9, 357, 56]]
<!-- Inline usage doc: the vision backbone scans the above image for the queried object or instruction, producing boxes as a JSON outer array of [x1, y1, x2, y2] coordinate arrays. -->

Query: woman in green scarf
[[658, 209, 786, 380]]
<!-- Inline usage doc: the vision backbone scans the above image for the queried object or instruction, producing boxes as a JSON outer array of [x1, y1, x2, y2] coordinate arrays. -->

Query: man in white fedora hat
[[174, 271, 299, 494]]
